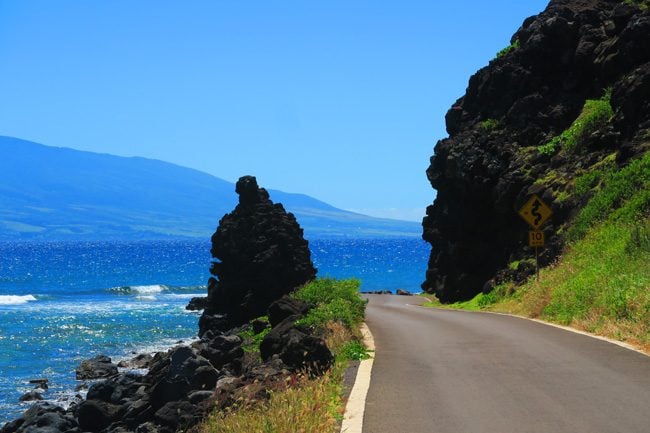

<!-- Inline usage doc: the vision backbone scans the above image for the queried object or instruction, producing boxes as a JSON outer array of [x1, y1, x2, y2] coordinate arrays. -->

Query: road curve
[[362, 294, 650, 433]]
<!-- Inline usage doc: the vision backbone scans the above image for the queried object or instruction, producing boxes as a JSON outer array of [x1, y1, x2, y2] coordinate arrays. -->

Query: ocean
[[0, 238, 429, 424]]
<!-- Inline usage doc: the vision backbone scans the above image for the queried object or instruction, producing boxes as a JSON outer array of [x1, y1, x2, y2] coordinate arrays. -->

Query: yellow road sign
[[529, 230, 544, 247], [518, 194, 552, 229]]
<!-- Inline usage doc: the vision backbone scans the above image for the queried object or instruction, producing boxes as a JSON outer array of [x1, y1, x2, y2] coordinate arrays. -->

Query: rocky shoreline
[[2, 177, 333, 433]]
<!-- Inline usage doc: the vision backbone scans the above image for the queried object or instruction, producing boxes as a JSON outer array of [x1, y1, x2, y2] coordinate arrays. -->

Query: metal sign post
[[519, 195, 552, 281]]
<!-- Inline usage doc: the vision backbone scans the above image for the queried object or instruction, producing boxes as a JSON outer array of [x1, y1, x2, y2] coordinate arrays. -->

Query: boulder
[[28, 379, 48, 390], [18, 391, 42, 402], [260, 316, 332, 374], [2, 402, 77, 433], [153, 401, 200, 428], [198, 339, 244, 371], [76, 355, 118, 380], [76, 400, 123, 432], [267, 295, 311, 327], [251, 317, 270, 334], [185, 296, 208, 311], [146, 345, 221, 410], [86, 373, 145, 404], [117, 353, 153, 369]]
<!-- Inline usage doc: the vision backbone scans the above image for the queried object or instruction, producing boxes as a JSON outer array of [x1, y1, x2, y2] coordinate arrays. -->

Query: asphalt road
[[362, 295, 650, 433]]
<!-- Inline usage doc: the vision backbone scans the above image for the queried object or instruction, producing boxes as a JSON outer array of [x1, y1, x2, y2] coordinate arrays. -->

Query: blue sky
[[0, 1, 548, 221]]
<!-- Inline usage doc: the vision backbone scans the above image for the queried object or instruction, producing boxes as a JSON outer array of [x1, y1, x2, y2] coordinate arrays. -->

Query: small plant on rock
[[496, 38, 520, 59], [479, 118, 500, 130], [538, 88, 613, 155]]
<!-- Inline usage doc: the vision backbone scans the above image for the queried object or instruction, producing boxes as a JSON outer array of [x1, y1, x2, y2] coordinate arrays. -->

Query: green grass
[[538, 89, 613, 155], [427, 220, 650, 351], [338, 340, 371, 361], [496, 38, 519, 58], [294, 278, 367, 329], [238, 317, 271, 353], [540, 222, 650, 327], [568, 152, 650, 240]]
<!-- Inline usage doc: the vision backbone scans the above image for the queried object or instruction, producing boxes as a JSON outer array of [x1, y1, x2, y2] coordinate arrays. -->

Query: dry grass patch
[[198, 368, 344, 433]]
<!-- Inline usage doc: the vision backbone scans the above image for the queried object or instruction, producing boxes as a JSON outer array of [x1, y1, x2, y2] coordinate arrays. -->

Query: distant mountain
[[0, 136, 420, 240]]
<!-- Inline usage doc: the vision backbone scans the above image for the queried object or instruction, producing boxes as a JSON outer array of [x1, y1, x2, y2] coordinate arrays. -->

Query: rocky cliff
[[423, 0, 650, 302], [199, 175, 317, 333]]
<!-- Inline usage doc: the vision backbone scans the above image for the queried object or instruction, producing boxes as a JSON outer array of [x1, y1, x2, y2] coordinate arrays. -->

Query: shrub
[[238, 320, 271, 353], [538, 137, 561, 156], [293, 278, 366, 329], [496, 39, 520, 58], [338, 340, 371, 361], [477, 292, 498, 307], [538, 89, 613, 155], [479, 118, 500, 130]]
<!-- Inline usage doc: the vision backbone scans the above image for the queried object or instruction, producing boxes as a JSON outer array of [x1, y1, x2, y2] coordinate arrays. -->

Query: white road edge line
[[414, 296, 648, 357], [340, 322, 375, 433]]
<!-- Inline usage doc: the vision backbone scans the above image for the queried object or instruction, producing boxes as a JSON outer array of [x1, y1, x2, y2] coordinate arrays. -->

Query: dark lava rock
[[260, 316, 333, 374], [199, 175, 316, 335], [76, 400, 123, 432], [267, 295, 312, 327], [422, 0, 650, 303], [396, 289, 412, 296], [154, 401, 200, 428], [117, 353, 153, 370], [251, 317, 270, 334], [76, 355, 118, 380], [1, 402, 78, 433], [28, 379, 48, 390], [18, 390, 42, 402], [188, 390, 213, 404], [146, 345, 222, 410], [86, 373, 145, 404], [185, 296, 209, 311], [197, 333, 244, 371]]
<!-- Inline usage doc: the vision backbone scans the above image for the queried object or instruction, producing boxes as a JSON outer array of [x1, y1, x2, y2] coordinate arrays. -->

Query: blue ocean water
[[0, 238, 429, 423]]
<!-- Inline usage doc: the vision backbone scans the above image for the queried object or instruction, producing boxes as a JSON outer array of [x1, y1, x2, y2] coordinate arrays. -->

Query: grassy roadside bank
[[197, 278, 369, 433], [424, 152, 650, 354]]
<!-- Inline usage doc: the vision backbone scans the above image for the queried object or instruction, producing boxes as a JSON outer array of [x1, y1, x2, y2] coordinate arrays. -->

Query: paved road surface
[[362, 295, 650, 433]]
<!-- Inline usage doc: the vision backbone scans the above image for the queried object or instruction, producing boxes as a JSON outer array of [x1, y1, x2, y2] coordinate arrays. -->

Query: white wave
[[167, 293, 205, 299], [0, 295, 37, 305], [135, 295, 157, 301], [130, 285, 167, 294], [108, 284, 168, 295]]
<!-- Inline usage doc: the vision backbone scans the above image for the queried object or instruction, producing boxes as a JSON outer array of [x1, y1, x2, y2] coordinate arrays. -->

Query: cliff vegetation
[[425, 152, 650, 351], [423, 0, 650, 310]]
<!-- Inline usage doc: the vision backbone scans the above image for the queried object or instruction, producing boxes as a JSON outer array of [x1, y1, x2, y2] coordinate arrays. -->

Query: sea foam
[[109, 284, 168, 295], [0, 295, 37, 305], [130, 285, 167, 294]]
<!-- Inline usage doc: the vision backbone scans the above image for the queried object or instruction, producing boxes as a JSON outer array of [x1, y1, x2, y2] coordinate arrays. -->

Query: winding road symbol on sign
[[518, 194, 552, 229]]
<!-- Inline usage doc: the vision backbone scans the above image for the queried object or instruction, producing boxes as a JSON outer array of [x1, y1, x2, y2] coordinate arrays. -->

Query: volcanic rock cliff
[[199, 175, 317, 334], [423, 0, 650, 302]]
